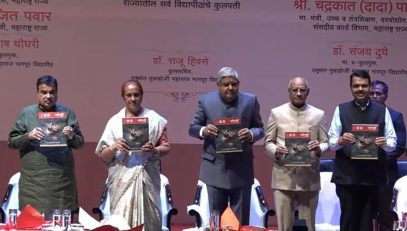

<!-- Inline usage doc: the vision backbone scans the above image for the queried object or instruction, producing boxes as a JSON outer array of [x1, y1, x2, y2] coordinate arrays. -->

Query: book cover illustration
[[122, 117, 149, 151], [283, 132, 311, 167], [351, 124, 379, 160], [214, 117, 242, 153], [38, 112, 67, 147]]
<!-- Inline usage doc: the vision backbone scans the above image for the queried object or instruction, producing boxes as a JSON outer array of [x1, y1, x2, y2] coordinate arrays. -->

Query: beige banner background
[[0, 0, 406, 143]]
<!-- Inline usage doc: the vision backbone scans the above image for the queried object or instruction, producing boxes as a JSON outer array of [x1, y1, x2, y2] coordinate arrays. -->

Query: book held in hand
[[214, 117, 242, 153], [122, 117, 149, 151], [351, 124, 379, 160], [283, 132, 311, 167], [38, 112, 67, 147]]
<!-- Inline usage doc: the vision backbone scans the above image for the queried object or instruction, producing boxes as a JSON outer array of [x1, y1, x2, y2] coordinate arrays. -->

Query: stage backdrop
[[0, 0, 406, 225], [0, 0, 406, 143]]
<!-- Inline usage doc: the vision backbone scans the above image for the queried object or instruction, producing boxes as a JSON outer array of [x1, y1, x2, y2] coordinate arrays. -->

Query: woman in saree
[[95, 80, 170, 230]]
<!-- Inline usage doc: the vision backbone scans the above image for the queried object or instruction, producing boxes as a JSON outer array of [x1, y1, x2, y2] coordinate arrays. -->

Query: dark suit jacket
[[189, 91, 264, 189], [387, 107, 406, 182]]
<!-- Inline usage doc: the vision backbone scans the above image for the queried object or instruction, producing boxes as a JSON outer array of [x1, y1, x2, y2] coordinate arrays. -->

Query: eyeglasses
[[125, 93, 141, 98], [220, 81, 239, 88], [289, 88, 307, 95]]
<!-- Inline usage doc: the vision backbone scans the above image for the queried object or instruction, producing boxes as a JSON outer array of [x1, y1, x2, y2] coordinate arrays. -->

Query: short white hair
[[288, 77, 309, 89], [217, 67, 239, 83]]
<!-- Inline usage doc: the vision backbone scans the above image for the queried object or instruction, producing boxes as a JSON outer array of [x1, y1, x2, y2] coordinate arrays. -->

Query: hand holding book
[[62, 126, 74, 140], [109, 138, 131, 154], [28, 127, 45, 141], [351, 124, 379, 159], [141, 141, 159, 156], [122, 117, 149, 150], [339, 132, 356, 145], [340, 132, 385, 148], [283, 132, 312, 166], [214, 118, 242, 153], [237, 128, 252, 143], [308, 140, 321, 157], [28, 126, 74, 143], [203, 124, 218, 137], [275, 145, 288, 160], [38, 112, 68, 147], [374, 136, 387, 148]]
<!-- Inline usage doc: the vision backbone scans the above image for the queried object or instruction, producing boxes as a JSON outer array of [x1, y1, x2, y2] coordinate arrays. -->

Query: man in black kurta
[[328, 70, 396, 231], [8, 75, 84, 215]]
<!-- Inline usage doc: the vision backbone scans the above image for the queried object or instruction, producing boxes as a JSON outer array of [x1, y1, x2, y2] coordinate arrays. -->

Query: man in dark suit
[[370, 80, 406, 231], [328, 70, 397, 231], [189, 66, 264, 225]]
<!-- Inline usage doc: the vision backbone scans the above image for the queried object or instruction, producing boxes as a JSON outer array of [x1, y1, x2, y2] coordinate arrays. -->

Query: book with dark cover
[[351, 124, 378, 160], [283, 132, 311, 166], [122, 117, 149, 151], [38, 112, 67, 147], [214, 117, 242, 153]]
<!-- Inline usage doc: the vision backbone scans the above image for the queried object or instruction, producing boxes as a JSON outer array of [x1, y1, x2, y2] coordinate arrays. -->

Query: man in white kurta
[[264, 77, 329, 231]]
